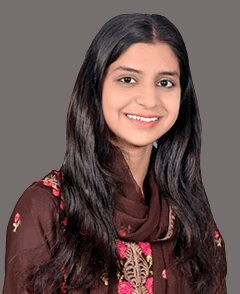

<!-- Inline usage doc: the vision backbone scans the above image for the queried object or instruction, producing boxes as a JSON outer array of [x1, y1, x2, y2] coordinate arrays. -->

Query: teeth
[[127, 114, 158, 122]]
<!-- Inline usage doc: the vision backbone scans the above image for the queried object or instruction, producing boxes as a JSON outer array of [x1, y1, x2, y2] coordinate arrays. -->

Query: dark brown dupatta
[[88, 146, 192, 293]]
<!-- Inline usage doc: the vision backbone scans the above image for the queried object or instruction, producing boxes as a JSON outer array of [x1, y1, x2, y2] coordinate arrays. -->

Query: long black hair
[[26, 13, 226, 293]]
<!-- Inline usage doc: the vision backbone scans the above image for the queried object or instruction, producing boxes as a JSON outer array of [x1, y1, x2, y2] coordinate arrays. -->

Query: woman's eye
[[159, 80, 174, 88], [118, 77, 136, 84]]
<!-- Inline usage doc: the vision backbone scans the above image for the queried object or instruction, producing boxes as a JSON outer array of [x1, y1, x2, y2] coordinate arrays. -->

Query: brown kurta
[[3, 148, 227, 293]]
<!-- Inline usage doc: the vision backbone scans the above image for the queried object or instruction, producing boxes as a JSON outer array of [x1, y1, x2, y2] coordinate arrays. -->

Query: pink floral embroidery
[[214, 230, 222, 247], [60, 201, 65, 210], [13, 213, 21, 232], [14, 213, 20, 222], [138, 242, 152, 256], [162, 269, 167, 279], [144, 277, 153, 293], [52, 188, 61, 197], [118, 228, 127, 237], [60, 282, 67, 293], [60, 267, 67, 293], [61, 217, 68, 226], [116, 241, 127, 259], [214, 230, 220, 239], [37, 171, 66, 228], [40, 172, 62, 198], [42, 181, 53, 187], [118, 281, 133, 294]]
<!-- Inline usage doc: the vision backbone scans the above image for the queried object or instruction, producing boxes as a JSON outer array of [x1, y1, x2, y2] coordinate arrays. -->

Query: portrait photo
[[1, 1, 238, 293]]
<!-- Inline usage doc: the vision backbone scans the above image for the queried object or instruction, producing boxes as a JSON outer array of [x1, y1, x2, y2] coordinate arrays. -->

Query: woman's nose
[[135, 84, 160, 108]]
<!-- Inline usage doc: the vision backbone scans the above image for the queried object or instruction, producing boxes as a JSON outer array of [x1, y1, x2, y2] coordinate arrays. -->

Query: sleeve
[[212, 224, 228, 294], [3, 184, 60, 294]]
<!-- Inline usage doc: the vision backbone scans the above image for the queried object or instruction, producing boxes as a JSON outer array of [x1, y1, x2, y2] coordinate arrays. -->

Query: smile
[[125, 114, 159, 122], [124, 113, 161, 128]]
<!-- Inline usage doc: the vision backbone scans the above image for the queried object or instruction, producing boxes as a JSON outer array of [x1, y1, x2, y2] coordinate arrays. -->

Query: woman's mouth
[[125, 113, 161, 128]]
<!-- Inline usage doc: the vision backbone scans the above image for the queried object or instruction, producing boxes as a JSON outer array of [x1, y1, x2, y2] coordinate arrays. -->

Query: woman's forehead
[[107, 42, 180, 76]]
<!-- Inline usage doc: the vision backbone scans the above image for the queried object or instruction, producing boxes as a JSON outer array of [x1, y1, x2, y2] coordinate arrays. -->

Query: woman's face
[[102, 41, 181, 150]]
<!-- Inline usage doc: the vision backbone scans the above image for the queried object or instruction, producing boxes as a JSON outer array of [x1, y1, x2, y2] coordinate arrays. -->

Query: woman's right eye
[[118, 77, 136, 84]]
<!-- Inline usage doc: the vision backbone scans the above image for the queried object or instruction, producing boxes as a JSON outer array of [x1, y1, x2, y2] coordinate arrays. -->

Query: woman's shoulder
[[34, 169, 63, 200], [8, 169, 65, 234], [3, 170, 65, 293], [18, 169, 62, 205], [18, 170, 61, 205]]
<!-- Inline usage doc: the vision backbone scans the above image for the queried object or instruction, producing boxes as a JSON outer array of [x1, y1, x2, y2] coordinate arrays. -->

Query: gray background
[[0, 1, 239, 292]]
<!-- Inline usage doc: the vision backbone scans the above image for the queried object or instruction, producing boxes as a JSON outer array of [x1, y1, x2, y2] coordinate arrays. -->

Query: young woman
[[3, 13, 227, 293]]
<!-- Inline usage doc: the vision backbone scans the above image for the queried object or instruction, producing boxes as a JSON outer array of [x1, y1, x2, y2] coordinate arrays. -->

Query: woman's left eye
[[158, 80, 174, 88]]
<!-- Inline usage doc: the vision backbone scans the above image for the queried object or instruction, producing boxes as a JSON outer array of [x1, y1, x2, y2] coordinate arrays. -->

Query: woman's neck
[[120, 145, 153, 196]]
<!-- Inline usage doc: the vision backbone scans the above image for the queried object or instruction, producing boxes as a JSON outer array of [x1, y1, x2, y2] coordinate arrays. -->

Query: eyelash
[[117, 76, 175, 88]]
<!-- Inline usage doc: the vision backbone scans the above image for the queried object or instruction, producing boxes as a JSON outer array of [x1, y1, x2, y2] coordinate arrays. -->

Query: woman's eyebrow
[[113, 66, 179, 77]]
